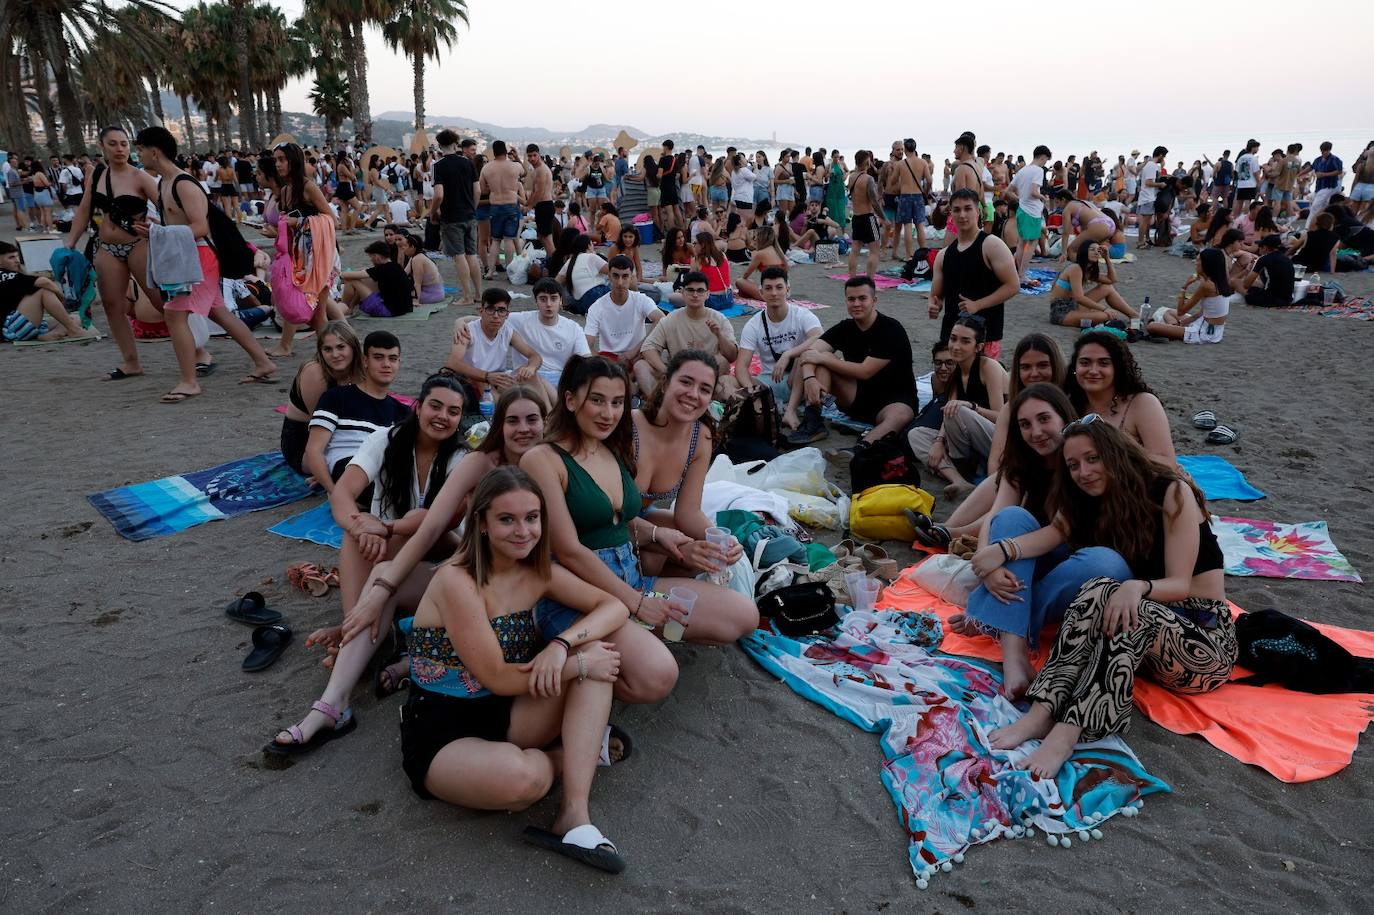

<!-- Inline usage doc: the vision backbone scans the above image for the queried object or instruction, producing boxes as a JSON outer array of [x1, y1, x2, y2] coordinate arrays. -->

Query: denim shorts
[[708, 186, 729, 204], [534, 541, 656, 639], [585, 186, 608, 199], [489, 203, 520, 239]]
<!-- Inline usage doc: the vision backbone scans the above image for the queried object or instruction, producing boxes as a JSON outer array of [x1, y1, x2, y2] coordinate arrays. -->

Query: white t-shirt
[[566, 253, 608, 299], [387, 199, 411, 224], [463, 318, 516, 372], [510, 311, 590, 374], [1201, 163, 1214, 184], [584, 290, 659, 356], [1236, 153, 1260, 188], [348, 427, 466, 521], [738, 306, 821, 375], [730, 166, 755, 203], [1137, 161, 1162, 205], [1010, 164, 1046, 218]]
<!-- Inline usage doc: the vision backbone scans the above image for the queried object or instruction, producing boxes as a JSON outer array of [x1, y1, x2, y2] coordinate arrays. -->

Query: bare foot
[[1022, 723, 1081, 778], [989, 703, 1054, 750], [306, 625, 341, 651], [265, 346, 292, 358], [1000, 647, 1035, 700], [782, 409, 800, 431], [947, 613, 987, 637]]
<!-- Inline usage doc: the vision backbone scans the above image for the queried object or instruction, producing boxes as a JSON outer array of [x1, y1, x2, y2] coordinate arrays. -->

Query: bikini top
[[634, 419, 701, 511], [552, 444, 640, 551], [288, 365, 340, 413], [403, 609, 540, 699], [1138, 477, 1225, 582], [90, 167, 146, 234]]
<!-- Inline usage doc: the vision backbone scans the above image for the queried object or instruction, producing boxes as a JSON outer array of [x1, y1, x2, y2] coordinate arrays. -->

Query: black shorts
[[400, 689, 514, 799], [659, 181, 680, 205], [1235, 187, 1257, 202], [852, 213, 880, 244], [280, 418, 309, 474], [335, 185, 356, 202], [216, 186, 237, 197], [726, 248, 751, 264], [534, 200, 556, 237]]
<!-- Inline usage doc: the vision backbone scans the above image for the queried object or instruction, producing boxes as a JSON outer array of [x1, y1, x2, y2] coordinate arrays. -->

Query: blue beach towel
[[657, 299, 750, 319], [268, 502, 344, 549], [88, 452, 315, 541], [1018, 268, 1058, 297], [1179, 455, 1266, 501]]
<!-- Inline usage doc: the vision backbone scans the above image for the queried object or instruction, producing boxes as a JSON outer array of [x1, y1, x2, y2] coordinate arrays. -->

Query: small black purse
[[758, 581, 837, 637]]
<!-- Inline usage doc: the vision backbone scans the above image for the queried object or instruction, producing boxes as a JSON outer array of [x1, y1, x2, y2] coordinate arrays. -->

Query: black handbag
[[758, 581, 837, 636]]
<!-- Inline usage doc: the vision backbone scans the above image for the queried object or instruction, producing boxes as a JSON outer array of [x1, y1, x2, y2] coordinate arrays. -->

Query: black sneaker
[[785, 405, 826, 446]]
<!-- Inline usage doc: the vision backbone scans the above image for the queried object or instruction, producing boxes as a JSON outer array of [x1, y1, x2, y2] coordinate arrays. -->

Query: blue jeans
[[965, 506, 1131, 646], [535, 541, 657, 639]]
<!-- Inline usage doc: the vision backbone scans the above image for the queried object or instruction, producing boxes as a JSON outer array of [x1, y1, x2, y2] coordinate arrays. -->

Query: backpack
[[1234, 609, 1374, 695], [166, 174, 257, 279], [900, 247, 935, 282], [849, 431, 921, 493], [717, 386, 783, 462]]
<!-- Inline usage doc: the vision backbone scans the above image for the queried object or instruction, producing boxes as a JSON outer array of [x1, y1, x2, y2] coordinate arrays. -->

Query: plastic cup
[[1322, 286, 1336, 305], [844, 570, 868, 602], [1293, 265, 1306, 280], [854, 577, 881, 612], [705, 526, 734, 584], [664, 587, 697, 642]]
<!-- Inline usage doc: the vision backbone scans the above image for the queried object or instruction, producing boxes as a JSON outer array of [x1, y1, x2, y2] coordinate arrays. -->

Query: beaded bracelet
[[575, 650, 587, 682]]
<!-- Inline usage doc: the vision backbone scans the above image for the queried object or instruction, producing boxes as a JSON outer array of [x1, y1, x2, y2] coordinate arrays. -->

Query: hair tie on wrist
[[552, 636, 573, 653]]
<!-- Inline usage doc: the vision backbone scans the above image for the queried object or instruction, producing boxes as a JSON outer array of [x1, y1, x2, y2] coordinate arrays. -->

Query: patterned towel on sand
[[1213, 516, 1361, 582], [743, 607, 1169, 883]]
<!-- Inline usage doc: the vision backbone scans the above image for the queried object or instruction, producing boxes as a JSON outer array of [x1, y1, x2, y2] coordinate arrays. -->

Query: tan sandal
[[287, 561, 330, 597]]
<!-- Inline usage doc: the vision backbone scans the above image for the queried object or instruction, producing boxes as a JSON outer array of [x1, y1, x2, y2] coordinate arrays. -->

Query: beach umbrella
[[614, 130, 637, 152], [269, 133, 296, 147], [410, 130, 430, 154], [559, 145, 572, 160], [362, 145, 399, 166]]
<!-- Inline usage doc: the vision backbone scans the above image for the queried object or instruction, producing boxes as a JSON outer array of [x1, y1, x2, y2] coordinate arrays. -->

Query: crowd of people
[[5, 121, 1373, 876]]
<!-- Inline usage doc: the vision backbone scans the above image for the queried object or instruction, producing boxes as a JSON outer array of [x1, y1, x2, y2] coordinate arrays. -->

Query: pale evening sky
[[168, 0, 1372, 161]]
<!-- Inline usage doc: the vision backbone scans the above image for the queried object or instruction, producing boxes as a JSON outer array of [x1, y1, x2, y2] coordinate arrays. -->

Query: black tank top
[[1139, 477, 1224, 581], [940, 231, 1005, 344], [951, 355, 993, 409]]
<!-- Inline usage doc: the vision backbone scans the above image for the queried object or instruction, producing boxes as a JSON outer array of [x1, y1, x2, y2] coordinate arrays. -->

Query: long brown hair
[[476, 385, 547, 460], [452, 466, 552, 587], [1009, 333, 1066, 401], [997, 383, 1076, 513], [640, 349, 719, 437], [1049, 419, 1207, 569], [695, 231, 725, 267], [543, 355, 637, 474]]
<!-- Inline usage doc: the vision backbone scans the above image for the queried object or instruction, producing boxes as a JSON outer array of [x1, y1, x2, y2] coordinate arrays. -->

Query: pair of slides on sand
[[1192, 410, 1240, 445]]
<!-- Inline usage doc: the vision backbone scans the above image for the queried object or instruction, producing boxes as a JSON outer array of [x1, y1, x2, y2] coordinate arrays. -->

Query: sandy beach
[[3, 223, 1371, 913]]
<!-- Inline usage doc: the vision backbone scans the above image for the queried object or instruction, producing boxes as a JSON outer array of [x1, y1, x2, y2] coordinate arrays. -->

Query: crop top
[[1138, 477, 1225, 581], [403, 609, 540, 698]]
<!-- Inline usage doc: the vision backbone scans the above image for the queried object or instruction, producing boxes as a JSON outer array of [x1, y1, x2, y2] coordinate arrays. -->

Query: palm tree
[[180, 2, 239, 151], [0, 0, 174, 153], [248, 4, 292, 138], [307, 69, 351, 152], [228, 0, 258, 149], [310, 0, 393, 145], [382, 0, 467, 135]]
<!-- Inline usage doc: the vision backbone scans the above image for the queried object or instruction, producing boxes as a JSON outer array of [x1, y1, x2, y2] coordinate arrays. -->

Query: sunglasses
[[1063, 413, 1102, 432]]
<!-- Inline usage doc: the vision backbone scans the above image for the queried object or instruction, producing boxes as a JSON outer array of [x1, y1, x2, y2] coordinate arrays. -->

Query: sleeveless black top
[[950, 355, 994, 409], [940, 231, 1005, 343], [1138, 477, 1224, 582]]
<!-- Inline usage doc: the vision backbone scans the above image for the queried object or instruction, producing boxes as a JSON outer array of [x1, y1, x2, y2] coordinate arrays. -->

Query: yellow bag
[[849, 484, 934, 541]]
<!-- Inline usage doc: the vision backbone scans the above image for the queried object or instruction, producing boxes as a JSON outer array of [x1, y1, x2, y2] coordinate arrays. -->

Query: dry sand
[[2, 218, 1371, 914]]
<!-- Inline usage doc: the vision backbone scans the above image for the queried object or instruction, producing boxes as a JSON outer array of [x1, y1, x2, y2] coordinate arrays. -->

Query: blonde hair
[[452, 467, 552, 587]]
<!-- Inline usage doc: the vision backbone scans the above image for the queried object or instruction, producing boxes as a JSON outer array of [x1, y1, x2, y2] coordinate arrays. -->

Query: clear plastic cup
[[1322, 286, 1337, 305], [843, 570, 868, 603], [853, 577, 881, 612], [664, 587, 697, 642], [705, 526, 734, 585]]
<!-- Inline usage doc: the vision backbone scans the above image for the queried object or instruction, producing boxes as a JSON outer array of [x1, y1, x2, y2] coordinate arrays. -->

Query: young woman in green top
[[522, 357, 759, 703]]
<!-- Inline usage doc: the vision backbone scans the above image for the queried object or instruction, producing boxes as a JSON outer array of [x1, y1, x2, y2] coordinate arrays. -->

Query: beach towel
[[896, 280, 932, 293], [49, 245, 97, 327], [883, 571, 1374, 783], [271, 221, 313, 324], [742, 608, 1170, 883], [1177, 455, 1266, 501], [268, 501, 343, 549], [1017, 268, 1058, 297], [11, 332, 102, 347], [828, 273, 907, 290], [658, 299, 750, 318], [736, 296, 829, 311], [88, 452, 315, 542], [1212, 516, 1361, 582], [145, 223, 203, 295], [352, 299, 451, 322], [291, 214, 337, 316], [1277, 296, 1374, 320]]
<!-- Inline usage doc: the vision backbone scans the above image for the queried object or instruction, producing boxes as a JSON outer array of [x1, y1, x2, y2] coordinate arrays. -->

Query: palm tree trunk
[[412, 53, 424, 135], [340, 22, 364, 145], [179, 93, 197, 151], [325, 119, 337, 154], [39, 14, 87, 153], [2, 46, 34, 154], [234, 4, 257, 148], [349, 23, 372, 145], [149, 79, 165, 124], [269, 86, 282, 136], [30, 49, 62, 157]]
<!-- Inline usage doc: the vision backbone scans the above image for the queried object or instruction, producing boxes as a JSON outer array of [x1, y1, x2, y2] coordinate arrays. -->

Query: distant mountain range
[[375, 111, 782, 151]]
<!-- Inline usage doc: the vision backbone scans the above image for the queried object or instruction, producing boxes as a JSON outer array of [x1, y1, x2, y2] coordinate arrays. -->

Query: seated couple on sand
[[262, 354, 762, 874]]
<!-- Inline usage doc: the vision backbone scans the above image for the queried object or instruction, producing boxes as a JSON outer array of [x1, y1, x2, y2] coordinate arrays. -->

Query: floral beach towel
[[742, 608, 1169, 883], [1212, 516, 1362, 582]]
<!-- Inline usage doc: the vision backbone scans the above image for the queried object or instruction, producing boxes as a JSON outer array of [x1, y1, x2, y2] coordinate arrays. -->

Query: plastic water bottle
[[1135, 295, 1149, 331], [479, 388, 495, 418]]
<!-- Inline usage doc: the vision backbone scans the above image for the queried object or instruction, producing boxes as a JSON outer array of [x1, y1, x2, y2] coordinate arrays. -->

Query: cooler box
[[637, 223, 655, 245]]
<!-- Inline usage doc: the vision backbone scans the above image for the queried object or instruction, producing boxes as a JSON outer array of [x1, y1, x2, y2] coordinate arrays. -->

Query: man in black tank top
[[929, 188, 1021, 359]]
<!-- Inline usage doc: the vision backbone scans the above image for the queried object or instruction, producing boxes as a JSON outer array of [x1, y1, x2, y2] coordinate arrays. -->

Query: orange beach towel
[[881, 571, 1374, 783]]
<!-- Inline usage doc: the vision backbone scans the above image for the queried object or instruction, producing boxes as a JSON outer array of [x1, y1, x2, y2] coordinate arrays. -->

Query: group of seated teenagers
[[267, 324, 758, 872]]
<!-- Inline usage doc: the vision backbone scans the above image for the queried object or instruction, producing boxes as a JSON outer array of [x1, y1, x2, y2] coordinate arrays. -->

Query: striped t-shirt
[[309, 384, 411, 471]]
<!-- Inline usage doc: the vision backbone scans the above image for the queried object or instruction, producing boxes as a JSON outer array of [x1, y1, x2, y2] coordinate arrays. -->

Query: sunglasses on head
[[1063, 413, 1102, 432]]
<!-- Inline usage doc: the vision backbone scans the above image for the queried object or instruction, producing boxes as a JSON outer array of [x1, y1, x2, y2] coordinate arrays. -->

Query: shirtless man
[[976, 144, 997, 223], [878, 142, 903, 258], [894, 138, 931, 257], [990, 153, 1009, 202], [945, 133, 983, 245], [846, 151, 886, 277], [1349, 141, 1374, 223], [479, 139, 525, 273], [525, 144, 555, 255], [133, 125, 276, 403]]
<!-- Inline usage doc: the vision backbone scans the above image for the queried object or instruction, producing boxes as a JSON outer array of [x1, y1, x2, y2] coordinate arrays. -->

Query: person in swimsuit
[[62, 126, 163, 381], [989, 418, 1235, 779], [336, 387, 549, 686], [280, 322, 364, 473], [1047, 242, 1137, 327], [1147, 247, 1232, 345], [946, 385, 1132, 699], [520, 358, 754, 699], [632, 351, 752, 585], [1063, 331, 1175, 462], [734, 225, 787, 302], [399, 233, 445, 304], [394, 466, 633, 873], [267, 143, 344, 354], [332, 154, 360, 234], [1051, 190, 1116, 261], [215, 157, 240, 223]]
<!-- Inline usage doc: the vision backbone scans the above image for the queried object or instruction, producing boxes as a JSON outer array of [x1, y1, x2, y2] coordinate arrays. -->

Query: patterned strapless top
[[402, 609, 541, 699]]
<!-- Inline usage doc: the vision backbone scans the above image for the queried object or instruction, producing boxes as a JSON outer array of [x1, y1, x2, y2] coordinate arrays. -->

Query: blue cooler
[[637, 223, 655, 245]]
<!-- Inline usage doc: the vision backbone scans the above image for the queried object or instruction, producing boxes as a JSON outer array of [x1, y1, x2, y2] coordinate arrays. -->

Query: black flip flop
[[1206, 424, 1240, 445], [904, 509, 951, 550], [522, 825, 626, 874], [106, 368, 140, 381], [243, 623, 292, 672], [196, 361, 217, 377], [1192, 410, 1218, 430], [225, 591, 283, 626]]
